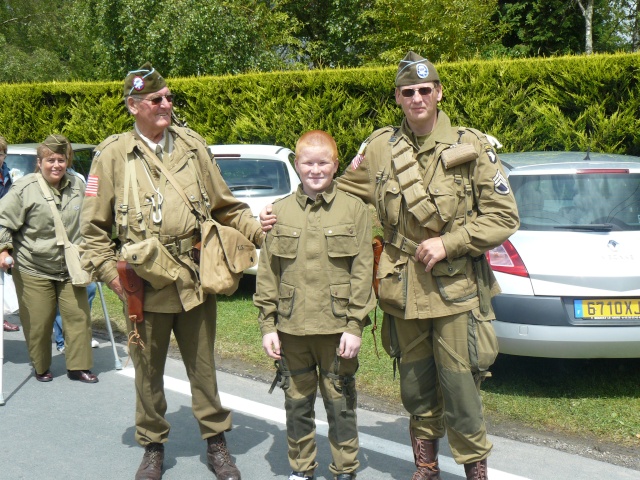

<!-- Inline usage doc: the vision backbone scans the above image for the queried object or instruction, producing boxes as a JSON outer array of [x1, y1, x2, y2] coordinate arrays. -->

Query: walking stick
[[97, 282, 122, 370]]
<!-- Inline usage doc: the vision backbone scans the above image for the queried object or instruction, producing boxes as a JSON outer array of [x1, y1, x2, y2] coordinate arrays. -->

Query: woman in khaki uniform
[[0, 134, 96, 383], [254, 131, 376, 480]]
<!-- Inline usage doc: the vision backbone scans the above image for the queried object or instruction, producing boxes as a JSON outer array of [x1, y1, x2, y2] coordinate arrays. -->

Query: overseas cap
[[123, 62, 166, 97], [41, 134, 70, 155], [395, 51, 439, 87]]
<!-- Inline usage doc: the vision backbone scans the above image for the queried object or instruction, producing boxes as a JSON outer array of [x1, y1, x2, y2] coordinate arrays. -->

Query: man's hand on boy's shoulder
[[260, 204, 277, 232]]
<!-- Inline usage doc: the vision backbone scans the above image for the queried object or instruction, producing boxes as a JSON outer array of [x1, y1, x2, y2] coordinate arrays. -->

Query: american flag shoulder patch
[[85, 175, 99, 197]]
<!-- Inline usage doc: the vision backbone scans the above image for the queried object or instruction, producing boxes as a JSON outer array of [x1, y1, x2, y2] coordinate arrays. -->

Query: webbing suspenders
[[120, 153, 148, 243]]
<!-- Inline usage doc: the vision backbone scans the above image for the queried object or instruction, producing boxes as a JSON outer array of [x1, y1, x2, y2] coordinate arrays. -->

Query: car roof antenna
[[583, 145, 591, 161]]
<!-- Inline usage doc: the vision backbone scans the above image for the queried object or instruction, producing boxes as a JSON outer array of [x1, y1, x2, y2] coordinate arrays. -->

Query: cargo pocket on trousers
[[468, 308, 499, 373]]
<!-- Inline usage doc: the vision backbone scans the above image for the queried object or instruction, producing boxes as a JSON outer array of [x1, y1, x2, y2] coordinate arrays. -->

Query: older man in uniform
[[80, 63, 263, 480], [262, 52, 519, 480]]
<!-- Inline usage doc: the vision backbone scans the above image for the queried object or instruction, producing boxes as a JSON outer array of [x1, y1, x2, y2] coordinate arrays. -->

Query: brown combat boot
[[410, 431, 442, 480], [464, 459, 488, 480], [206, 432, 241, 480], [135, 443, 164, 480]]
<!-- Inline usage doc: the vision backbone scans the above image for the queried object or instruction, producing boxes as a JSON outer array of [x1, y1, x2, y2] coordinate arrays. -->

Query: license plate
[[574, 299, 640, 319]]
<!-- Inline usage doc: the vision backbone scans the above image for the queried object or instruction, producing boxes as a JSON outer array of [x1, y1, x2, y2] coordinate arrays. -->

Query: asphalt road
[[0, 312, 637, 480]]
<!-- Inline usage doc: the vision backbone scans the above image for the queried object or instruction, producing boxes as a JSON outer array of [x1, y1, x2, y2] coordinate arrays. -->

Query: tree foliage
[[360, 0, 500, 64], [1, 0, 640, 84]]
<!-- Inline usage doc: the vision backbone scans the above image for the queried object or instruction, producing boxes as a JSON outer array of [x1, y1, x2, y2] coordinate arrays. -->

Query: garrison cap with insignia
[[42, 134, 70, 155], [123, 62, 166, 97], [395, 51, 440, 87]]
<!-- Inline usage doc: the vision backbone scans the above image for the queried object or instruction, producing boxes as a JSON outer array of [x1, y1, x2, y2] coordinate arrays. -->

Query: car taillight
[[485, 240, 529, 277]]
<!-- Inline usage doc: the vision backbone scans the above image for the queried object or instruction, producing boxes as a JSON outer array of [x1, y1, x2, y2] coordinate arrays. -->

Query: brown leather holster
[[117, 260, 144, 323], [372, 235, 384, 298]]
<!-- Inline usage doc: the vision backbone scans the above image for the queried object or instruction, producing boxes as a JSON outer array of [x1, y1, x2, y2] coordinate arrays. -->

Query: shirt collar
[[134, 125, 174, 155], [295, 180, 338, 208]]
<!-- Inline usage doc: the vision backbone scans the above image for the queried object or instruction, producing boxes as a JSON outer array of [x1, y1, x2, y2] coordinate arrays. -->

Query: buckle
[[164, 242, 178, 256]]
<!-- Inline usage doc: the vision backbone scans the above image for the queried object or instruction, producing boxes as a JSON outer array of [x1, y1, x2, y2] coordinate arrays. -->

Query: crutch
[[97, 282, 122, 370], [0, 267, 5, 405]]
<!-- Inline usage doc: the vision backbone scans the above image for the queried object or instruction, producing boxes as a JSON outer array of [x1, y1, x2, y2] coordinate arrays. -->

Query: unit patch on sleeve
[[492, 170, 510, 195]]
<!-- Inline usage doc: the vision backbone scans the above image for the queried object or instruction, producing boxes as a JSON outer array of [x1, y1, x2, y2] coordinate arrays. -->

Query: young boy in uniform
[[254, 130, 376, 480]]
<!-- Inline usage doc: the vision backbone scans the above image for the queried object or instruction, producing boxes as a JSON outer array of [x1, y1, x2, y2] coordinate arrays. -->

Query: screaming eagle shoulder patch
[[492, 170, 510, 195]]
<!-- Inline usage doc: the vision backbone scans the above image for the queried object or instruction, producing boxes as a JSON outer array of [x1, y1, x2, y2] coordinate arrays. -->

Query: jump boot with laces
[[135, 443, 164, 480], [410, 431, 442, 480], [464, 459, 488, 480], [206, 432, 241, 480]]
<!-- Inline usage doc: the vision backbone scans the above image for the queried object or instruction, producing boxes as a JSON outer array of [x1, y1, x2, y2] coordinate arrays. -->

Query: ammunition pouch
[[120, 237, 180, 290]]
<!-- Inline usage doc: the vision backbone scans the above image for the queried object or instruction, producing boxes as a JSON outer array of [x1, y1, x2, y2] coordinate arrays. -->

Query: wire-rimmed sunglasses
[[400, 86, 434, 98], [140, 94, 175, 105]]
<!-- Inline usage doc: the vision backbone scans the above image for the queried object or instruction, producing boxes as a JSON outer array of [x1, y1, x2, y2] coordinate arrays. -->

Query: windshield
[[5, 153, 37, 180], [510, 172, 640, 231], [216, 158, 292, 197]]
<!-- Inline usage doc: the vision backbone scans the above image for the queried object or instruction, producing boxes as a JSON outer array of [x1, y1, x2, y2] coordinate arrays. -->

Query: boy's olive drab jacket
[[254, 181, 377, 338], [0, 172, 85, 280], [337, 110, 520, 320], [80, 126, 264, 313]]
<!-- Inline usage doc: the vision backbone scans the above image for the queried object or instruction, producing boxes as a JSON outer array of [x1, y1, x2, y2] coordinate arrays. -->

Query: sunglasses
[[141, 94, 174, 105], [400, 86, 434, 98]]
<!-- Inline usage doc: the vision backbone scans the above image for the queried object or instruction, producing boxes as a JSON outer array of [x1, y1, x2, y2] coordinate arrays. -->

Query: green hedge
[[1, 53, 639, 172]]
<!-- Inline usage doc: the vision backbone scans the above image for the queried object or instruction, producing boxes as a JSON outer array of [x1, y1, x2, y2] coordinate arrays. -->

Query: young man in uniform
[[80, 63, 264, 480], [261, 52, 520, 480], [254, 131, 376, 480]]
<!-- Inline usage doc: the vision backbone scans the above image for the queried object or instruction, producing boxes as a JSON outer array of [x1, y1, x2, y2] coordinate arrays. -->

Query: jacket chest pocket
[[428, 183, 456, 231], [379, 179, 402, 227], [324, 224, 358, 258], [270, 225, 300, 259]]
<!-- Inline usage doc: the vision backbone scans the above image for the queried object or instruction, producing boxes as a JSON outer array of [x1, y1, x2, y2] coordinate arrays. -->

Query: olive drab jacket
[[0, 173, 85, 280], [254, 182, 376, 338], [80, 126, 263, 313], [337, 110, 520, 320]]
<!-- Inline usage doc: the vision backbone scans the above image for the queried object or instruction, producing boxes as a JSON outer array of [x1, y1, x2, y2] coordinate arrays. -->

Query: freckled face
[[295, 146, 339, 198]]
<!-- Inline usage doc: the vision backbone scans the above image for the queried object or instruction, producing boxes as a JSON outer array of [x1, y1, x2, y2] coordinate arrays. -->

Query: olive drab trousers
[[13, 268, 93, 374], [393, 310, 494, 464], [278, 332, 360, 477], [127, 294, 232, 446]]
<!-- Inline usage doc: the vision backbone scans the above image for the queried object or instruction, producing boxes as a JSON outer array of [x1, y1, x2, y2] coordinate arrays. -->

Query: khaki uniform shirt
[[337, 111, 520, 320], [255, 181, 376, 337], [80, 126, 263, 313], [0, 173, 85, 281]]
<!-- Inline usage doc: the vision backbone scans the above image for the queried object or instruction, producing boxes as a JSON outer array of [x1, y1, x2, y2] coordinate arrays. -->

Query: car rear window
[[216, 158, 292, 197], [510, 172, 640, 231]]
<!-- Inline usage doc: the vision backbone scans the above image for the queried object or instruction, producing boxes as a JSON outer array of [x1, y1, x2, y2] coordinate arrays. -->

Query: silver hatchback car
[[487, 151, 640, 358]]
